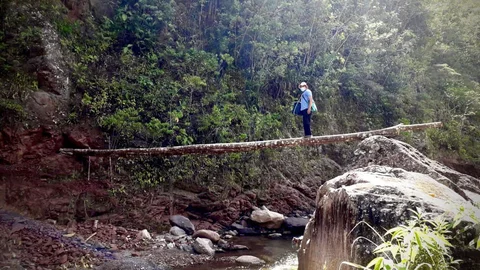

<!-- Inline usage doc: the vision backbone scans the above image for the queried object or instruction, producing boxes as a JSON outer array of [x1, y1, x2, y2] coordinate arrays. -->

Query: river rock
[[250, 206, 285, 229], [169, 215, 195, 235], [217, 239, 229, 249], [231, 223, 260, 235], [292, 236, 303, 249], [351, 135, 480, 202], [298, 165, 480, 270], [192, 229, 220, 242], [225, 230, 238, 236], [136, 229, 152, 240], [179, 244, 194, 253], [235, 255, 265, 265], [230, 244, 249, 250], [216, 239, 249, 251], [283, 217, 309, 235], [169, 226, 186, 236], [268, 233, 282, 238], [192, 237, 215, 256]]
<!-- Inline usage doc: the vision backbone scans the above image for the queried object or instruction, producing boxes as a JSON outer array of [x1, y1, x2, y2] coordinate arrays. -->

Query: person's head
[[299, 82, 308, 92]]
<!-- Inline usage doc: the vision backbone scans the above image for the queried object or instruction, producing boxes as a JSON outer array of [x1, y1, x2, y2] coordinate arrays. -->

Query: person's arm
[[307, 94, 313, 114]]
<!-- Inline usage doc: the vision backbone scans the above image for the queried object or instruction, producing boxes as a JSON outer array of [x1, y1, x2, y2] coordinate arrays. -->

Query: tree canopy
[[1, 0, 479, 162]]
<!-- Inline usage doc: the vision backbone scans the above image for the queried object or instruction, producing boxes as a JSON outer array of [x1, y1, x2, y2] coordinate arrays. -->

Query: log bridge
[[60, 122, 442, 158]]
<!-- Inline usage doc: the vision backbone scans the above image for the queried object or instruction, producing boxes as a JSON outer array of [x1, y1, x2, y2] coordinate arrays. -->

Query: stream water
[[180, 236, 298, 270]]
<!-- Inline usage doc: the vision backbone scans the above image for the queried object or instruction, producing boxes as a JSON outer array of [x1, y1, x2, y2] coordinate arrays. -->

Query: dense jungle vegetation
[[1, 0, 479, 189]]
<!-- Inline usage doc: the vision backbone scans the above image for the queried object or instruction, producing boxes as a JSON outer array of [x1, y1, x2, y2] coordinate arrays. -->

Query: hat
[[300, 82, 307, 86]]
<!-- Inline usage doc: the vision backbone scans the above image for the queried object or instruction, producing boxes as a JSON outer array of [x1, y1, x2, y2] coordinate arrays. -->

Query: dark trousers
[[301, 109, 312, 136]]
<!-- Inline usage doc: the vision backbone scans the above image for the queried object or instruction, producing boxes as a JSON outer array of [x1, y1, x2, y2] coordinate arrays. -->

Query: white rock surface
[[192, 237, 215, 256], [169, 226, 186, 236], [250, 207, 285, 229], [235, 255, 266, 265], [136, 229, 152, 240], [192, 229, 220, 242]]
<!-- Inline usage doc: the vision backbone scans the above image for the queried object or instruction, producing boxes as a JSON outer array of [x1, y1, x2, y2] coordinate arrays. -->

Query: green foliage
[[0, 98, 26, 126], [114, 0, 174, 54], [343, 209, 461, 270], [198, 104, 250, 143], [35, 0, 475, 161], [0, 0, 69, 123], [427, 121, 480, 162], [130, 159, 166, 190], [100, 108, 144, 140], [1, 0, 480, 189], [55, 18, 78, 37], [450, 206, 480, 251], [118, 152, 265, 192]]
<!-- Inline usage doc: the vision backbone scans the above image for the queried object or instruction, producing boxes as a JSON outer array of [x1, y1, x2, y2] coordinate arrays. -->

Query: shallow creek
[[180, 236, 298, 270]]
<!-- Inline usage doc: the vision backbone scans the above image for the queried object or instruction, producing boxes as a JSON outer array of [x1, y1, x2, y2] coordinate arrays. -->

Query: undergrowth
[[342, 207, 480, 270]]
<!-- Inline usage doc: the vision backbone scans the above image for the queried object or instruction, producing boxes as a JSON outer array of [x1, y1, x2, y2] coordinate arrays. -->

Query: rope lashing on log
[[60, 122, 442, 157]]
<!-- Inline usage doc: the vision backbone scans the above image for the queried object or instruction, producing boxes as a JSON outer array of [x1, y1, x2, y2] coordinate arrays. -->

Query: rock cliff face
[[2, 1, 72, 126], [25, 21, 71, 125], [0, 1, 109, 164], [298, 136, 480, 270], [6, 0, 118, 126]]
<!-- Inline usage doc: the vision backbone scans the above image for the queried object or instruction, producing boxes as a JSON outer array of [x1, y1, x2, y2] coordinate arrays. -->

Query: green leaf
[[414, 231, 423, 249], [374, 242, 394, 255], [452, 217, 462, 229], [390, 245, 400, 258], [366, 257, 384, 270], [121, 13, 128, 21]]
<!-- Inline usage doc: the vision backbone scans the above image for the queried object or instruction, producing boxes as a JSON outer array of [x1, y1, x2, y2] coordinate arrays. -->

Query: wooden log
[[60, 122, 442, 157]]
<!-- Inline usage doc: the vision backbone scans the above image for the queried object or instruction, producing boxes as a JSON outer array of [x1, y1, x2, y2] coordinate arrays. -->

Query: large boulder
[[192, 229, 220, 243], [64, 125, 104, 149], [250, 206, 285, 229], [298, 165, 480, 270], [169, 215, 195, 235], [192, 237, 215, 256], [351, 136, 480, 203], [169, 226, 186, 236], [283, 217, 309, 235]]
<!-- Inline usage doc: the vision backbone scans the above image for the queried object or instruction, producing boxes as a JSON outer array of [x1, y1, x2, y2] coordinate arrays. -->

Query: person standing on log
[[299, 82, 313, 138]]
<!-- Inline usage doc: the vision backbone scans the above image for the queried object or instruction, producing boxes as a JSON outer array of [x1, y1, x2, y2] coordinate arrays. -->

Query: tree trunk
[[60, 122, 442, 157]]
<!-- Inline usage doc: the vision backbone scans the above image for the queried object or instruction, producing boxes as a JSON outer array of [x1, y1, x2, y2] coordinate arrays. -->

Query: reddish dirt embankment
[[0, 124, 336, 268]]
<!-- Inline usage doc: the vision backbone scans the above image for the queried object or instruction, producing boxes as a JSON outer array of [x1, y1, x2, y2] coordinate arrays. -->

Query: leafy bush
[[427, 121, 480, 162], [0, 98, 26, 126], [343, 209, 461, 270]]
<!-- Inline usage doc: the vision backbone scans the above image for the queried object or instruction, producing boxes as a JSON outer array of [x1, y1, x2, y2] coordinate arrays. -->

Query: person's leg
[[302, 110, 312, 136]]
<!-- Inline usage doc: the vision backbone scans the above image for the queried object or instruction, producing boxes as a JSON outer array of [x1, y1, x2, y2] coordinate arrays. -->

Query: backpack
[[292, 93, 317, 115]]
